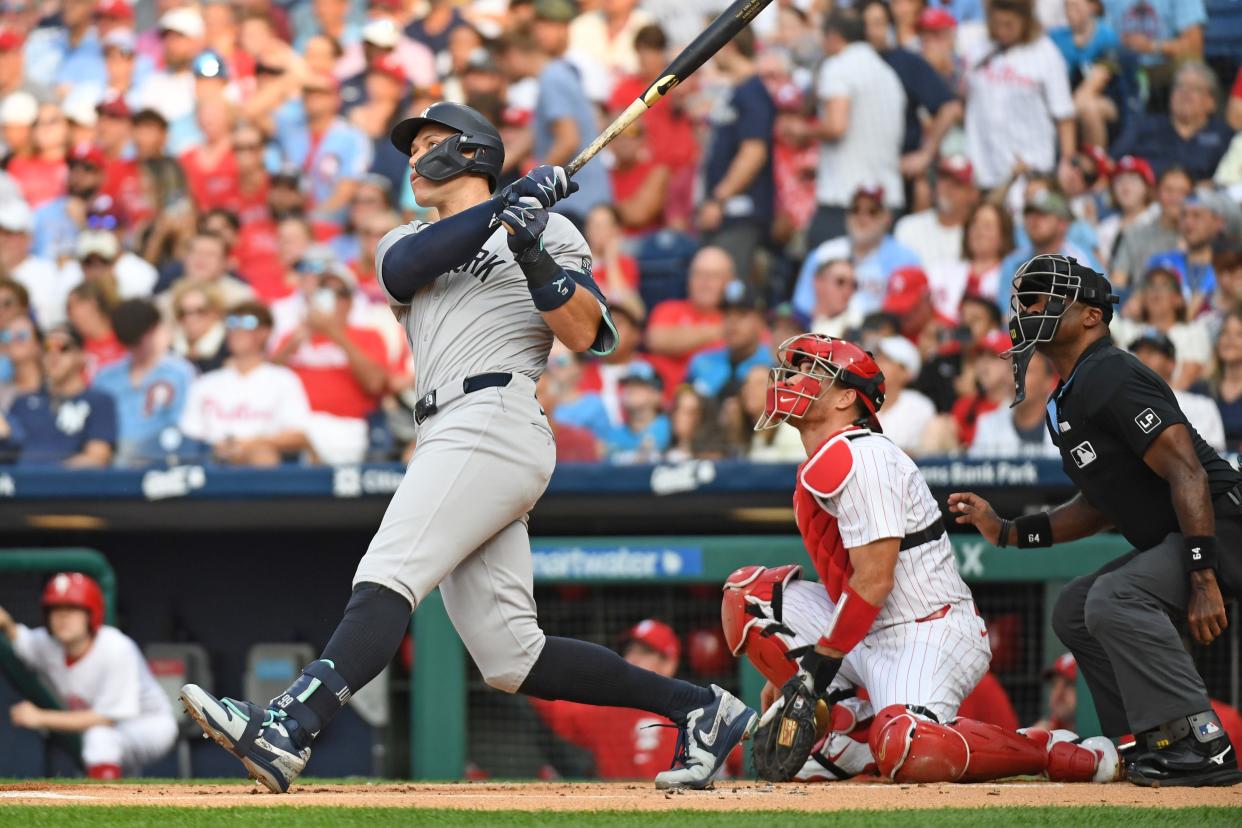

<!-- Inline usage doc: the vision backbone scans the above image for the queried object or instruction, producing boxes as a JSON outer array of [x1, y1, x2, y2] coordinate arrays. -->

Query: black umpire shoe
[[1127, 712, 1242, 787]]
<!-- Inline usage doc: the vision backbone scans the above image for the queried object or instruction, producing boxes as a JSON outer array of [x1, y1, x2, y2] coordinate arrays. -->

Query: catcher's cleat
[[180, 684, 311, 793], [654, 685, 757, 790]]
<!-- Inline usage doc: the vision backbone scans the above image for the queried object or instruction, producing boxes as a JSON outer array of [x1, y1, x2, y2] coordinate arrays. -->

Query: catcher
[[743, 334, 1119, 783]]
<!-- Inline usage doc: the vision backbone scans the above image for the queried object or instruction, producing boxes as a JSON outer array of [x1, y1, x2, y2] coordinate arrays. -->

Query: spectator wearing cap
[[180, 95, 241, 214], [969, 350, 1058, 458], [568, 0, 653, 75], [10, 103, 70, 211], [1111, 265, 1211, 389], [0, 308, 40, 412], [997, 187, 1101, 310], [1049, 0, 1124, 151], [603, 361, 670, 463], [1096, 155, 1155, 267], [0, 201, 60, 329], [860, 2, 964, 202], [697, 26, 775, 285], [270, 239, 371, 337], [645, 246, 731, 393], [132, 8, 206, 150], [271, 263, 389, 465], [1130, 330, 1225, 451], [98, 29, 146, 111], [1143, 189, 1232, 304], [941, 330, 1015, 449], [529, 618, 681, 779], [339, 18, 431, 115], [1111, 61, 1232, 184], [917, 6, 963, 88], [0, 90, 37, 165], [1030, 653, 1081, 731], [585, 204, 642, 298], [67, 227, 158, 303], [793, 184, 921, 318], [169, 282, 227, 374], [809, 257, 862, 338], [271, 71, 372, 227], [65, 282, 123, 381], [1109, 164, 1191, 288], [962, 0, 1076, 191], [807, 8, 906, 248], [895, 155, 980, 272], [180, 301, 311, 467], [873, 335, 936, 454], [881, 264, 956, 347], [62, 97, 100, 150], [0, 323, 116, 466], [91, 299, 194, 466], [685, 281, 772, 402], [30, 141, 105, 260], [22, 0, 104, 96]]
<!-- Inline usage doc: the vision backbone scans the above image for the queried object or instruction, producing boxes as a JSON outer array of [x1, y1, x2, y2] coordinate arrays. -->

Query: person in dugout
[[0, 573, 176, 778]]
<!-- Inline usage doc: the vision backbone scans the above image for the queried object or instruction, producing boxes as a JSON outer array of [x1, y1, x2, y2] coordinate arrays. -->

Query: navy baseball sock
[[519, 636, 715, 724], [273, 582, 412, 746]]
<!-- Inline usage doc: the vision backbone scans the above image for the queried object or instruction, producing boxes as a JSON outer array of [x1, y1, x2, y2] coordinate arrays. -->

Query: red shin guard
[[870, 705, 1049, 782]]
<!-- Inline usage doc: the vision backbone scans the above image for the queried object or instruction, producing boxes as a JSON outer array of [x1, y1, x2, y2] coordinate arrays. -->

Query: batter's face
[[407, 125, 477, 208]]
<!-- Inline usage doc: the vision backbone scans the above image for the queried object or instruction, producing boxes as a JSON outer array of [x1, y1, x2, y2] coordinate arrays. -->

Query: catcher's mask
[[1005, 254, 1118, 406], [755, 333, 886, 431]]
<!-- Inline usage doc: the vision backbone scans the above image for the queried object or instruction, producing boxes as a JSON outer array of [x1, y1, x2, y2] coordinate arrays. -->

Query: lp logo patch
[[1135, 407, 1161, 434], [1071, 440, 1097, 468]]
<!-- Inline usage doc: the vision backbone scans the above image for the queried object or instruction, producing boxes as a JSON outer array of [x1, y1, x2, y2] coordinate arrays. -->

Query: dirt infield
[[1, 781, 1240, 811]]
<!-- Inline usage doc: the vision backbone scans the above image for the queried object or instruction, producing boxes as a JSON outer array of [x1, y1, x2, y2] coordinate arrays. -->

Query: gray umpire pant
[[1052, 524, 1242, 737]]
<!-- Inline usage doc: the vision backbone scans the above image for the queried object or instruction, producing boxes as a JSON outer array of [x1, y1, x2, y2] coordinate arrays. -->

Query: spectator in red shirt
[[585, 204, 640, 299], [881, 265, 951, 343], [10, 102, 68, 209], [530, 619, 681, 779], [271, 264, 388, 465], [603, 100, 668, 238], [65, 282, 124, 381], [231, 121, 269, 225], [181, 95, 240, 213], [644, 245, 731, 394], [96, 95, 144, 227], [948, 329, 1014, 449]]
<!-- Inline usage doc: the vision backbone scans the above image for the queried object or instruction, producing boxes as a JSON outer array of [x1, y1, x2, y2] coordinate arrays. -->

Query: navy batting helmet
[[390, 102, 505, 192]]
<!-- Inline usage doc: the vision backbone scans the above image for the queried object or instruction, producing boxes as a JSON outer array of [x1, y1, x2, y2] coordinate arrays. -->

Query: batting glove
[[503, 164, 579, 209], [496, 195, 549, 255]]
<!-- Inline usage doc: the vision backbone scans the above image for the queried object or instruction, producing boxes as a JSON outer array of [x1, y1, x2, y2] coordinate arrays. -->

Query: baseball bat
[[565, 0, 776, 176]]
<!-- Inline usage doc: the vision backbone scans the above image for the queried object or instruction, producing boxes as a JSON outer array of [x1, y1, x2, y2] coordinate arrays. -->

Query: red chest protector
[[793, 427, 867, 602]]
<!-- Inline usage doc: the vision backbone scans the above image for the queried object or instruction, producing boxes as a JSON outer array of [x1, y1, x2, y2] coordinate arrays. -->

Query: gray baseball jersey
[[374, 213, 612, 398]]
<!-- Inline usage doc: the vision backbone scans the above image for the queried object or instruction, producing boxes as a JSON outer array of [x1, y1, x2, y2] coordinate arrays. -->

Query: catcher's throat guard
[[1005, 255, 1118, 406]]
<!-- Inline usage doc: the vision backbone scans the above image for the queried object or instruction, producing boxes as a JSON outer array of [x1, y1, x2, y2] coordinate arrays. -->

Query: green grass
[[1, 808, 1240, 828]]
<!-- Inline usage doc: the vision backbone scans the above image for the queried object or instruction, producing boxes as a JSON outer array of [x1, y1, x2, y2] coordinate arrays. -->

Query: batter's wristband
[[1183, 535, 1218, 572], [1014, 513, 1053, 548], [818, 584, 882, 655], [517, 247, 577, 312]]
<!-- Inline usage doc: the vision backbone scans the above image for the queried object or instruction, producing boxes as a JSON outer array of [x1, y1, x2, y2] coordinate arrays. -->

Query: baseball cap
[[0, 199, 33, 233], [1043, 652, 1078, 683], [193, 50, 228, 80], [1080, 145, 1114, 180], [62, 97, 98, 128], [973, 329, 1012, 357], [0, 91, 37, 127], [363, 18, 400, 49], [1144, 255, 1185, 287], [916, 7, 956, 31], [881, 266, 930, 316], [876, 335, 921, 377], [76, 230, 121, 261], [851, 182, 885, 208], [320, 260, 358, 290], [159, 7, 205, 39], [1024, 189, 1072, 221], [102, 27, 137, 54], [369, 53, 406, 85], [721, 279, 762, 312], [97, 92, 131, 120], [1129, 329, 1176, 360], [68, 142, 107, 168], [620, 360, 663, 391], [938, 154, 974, 186], [1183, 189, 1230, 218], [96, 0, 133, 21], [623, 619, 680, 663], [0, 26, 25, 51], [534, 0, 577, 23], [1114, 155, 1154, 188]]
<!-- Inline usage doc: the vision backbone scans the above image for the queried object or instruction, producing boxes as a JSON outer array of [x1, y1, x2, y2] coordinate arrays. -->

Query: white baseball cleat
[[654, 685, 757, 790]]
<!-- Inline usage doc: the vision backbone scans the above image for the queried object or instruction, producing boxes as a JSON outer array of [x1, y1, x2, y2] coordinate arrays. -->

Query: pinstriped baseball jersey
[[375, 213, 601, 398], [798, 430, 973, 629]]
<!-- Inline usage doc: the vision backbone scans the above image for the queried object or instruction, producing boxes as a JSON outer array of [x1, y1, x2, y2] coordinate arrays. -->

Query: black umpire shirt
[[1045, 336, 1242, 550]]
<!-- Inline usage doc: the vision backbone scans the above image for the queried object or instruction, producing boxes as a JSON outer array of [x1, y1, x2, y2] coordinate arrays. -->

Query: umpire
[[950, 254, 1242, 787]]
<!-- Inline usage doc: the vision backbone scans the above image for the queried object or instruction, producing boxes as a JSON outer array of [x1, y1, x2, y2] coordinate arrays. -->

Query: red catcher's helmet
[[42, 572, 105, 633], [755, 333, 886, 431]]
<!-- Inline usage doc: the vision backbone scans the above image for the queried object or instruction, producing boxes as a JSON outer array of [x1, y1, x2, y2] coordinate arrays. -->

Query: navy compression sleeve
[[380, 195, 504, 303]]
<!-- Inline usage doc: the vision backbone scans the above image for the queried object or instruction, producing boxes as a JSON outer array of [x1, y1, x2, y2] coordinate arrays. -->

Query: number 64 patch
[[1135, 407, 1162, 434]]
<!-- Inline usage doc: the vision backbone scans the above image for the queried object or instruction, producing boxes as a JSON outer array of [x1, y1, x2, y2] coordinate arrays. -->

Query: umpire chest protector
[[1045, 337, 1242, 550]]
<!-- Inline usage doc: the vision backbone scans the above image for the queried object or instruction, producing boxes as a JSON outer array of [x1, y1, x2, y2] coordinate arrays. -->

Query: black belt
[[899, 517, 946, 551], [414, 372, 512, 425]]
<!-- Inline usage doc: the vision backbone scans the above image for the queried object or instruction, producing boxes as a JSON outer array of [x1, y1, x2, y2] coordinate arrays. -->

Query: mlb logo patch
[[1135, 408, 1161, 434], [1199, 720, 1221, 737], [1071, 441, 1097, 468]]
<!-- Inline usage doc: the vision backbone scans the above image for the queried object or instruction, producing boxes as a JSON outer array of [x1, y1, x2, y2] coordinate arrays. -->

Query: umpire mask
[[1005, 255, 1118, 406]]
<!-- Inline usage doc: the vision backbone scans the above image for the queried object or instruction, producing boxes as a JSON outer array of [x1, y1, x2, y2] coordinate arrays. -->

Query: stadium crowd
[[0, 0, 1239, 466]]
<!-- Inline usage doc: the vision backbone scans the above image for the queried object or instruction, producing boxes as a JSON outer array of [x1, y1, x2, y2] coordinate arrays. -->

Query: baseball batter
[[180, 103, 756, 793], [743, 335, 1119, 783], [0, 573, 177, 779]]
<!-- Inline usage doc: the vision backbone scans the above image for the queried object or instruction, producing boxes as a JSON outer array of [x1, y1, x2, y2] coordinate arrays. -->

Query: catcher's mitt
[[752, 675, 821, 782]]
